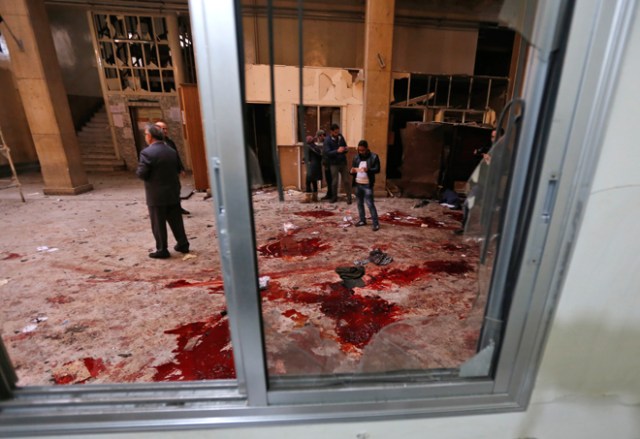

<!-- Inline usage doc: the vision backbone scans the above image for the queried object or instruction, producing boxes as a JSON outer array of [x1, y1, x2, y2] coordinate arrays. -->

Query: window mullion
[[0, 339, 17, 401], [189, 0, 268, 406]]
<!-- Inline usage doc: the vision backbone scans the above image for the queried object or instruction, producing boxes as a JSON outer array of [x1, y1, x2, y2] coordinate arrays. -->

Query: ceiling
[[44, 0, 505, 26]]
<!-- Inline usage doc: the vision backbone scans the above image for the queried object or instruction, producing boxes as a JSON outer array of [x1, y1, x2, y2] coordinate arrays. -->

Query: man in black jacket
[[350, 140, 380, 231], [136, 123, 190, 258], [323, 123, 352, 204]]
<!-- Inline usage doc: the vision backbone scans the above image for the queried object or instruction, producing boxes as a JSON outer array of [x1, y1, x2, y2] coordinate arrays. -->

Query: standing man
[[323, 123, 352, 204], [155, 120, 190, 215], [137, 123, 190, 259], [302, 132, 323, 203], [318, 130, 332, 200], [350, 140, 380, 231]]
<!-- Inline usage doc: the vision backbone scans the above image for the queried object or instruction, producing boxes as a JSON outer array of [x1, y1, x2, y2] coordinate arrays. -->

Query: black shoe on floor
[[347, 198, 352, 205], [330, 198, 338, 203], [149, 250, 170, 259], [372, 224, 380, 232], [180, 208, 191, 215], [321, 195, 332, 200], [174, 244, 190, 254], [355, 220, 366, 227]]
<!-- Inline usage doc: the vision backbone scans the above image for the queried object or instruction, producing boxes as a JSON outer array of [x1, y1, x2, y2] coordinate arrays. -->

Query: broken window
[[91, 13, 175, 94], [296, 106, 341, 142]]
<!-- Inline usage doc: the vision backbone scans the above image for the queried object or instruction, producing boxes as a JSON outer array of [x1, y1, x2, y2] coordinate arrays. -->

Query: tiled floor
[[0, 172, 486, 386]]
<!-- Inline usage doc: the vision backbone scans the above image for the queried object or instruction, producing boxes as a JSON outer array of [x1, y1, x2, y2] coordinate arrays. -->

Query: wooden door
[[179, 84, 209, 191]]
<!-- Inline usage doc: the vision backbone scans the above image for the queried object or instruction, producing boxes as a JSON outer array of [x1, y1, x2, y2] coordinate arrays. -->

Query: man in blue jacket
[[136, 123, 190, 258], [323, 123, 352, 204], [350, 139, 380, 231]]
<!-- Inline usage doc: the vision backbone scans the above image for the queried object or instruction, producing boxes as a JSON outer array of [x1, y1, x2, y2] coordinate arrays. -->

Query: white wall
[[25, 4, 640, 439]]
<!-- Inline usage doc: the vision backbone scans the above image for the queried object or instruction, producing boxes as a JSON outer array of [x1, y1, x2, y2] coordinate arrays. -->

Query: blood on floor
[[153, 316, 236, 381], [258, 237, 330, 258]]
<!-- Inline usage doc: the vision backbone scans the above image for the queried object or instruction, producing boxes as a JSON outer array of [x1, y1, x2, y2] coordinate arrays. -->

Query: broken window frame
[[295, 105, 342, 143], [0, 0, 636, 435], [90, 11, 175, 94]]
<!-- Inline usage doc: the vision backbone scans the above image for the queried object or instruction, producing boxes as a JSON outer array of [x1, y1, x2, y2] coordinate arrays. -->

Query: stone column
[[0, 0, 92, 194], [166, 14, 186, 87], [363, 0, 394, 195]]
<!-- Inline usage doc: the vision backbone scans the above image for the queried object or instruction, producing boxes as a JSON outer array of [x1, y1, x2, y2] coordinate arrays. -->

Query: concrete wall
[[245, 64, 364, 146], [243, 16, 476, 74], [45, 5, 101, 98], [393, 26, 477, 74]]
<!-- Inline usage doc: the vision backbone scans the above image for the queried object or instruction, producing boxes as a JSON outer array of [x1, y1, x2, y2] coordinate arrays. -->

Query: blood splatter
[[165, 279, 193, 288], [282, 309, 308, 326], [1, 253, 20, 260], [257, 236, 329, 258], [264, 281, 399, 351], [319, 283, 399, 349], [262, 281, 319, 303], [52, 357, 106, 385], [46, 294, 74, 304], [366, 261, 473, 290], [165, 278, 224, 294], [83, 358, 107, 378], [293, 210, 335, 218], [153, 316, 236, 381]]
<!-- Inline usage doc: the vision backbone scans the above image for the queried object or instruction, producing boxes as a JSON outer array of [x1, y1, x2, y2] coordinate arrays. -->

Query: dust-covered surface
[[0, 172, 487, 386]]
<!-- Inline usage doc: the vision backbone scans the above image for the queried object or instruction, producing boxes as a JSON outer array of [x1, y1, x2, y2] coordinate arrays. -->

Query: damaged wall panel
[[399, 122, 492, 198], [245, 65, 364, 146], [399, 122, 444, 198]]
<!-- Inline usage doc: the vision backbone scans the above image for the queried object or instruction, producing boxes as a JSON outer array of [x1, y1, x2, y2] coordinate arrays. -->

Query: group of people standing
[[137, 120, 382, 260], [303, 123, 381, 231]]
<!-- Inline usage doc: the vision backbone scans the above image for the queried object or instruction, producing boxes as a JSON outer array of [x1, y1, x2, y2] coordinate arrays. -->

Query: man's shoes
[[372, 224, 380, 232], [355, 220, 367, 227], [330, 198, 338, 203], [347, 198, 352, 205], [180, 207, 191, 215], [174, 244, 190, 254], [149, 250, 170, 259], [321, 194, 332, 200]]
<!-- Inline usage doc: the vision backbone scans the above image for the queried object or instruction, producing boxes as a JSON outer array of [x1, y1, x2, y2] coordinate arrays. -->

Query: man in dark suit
[[136, 123, 190, 259], [155, 120, 190, 215]]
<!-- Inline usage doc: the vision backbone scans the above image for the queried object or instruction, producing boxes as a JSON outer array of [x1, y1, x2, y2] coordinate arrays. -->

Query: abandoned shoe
[[355, 220, 367, 227], [372, 224, 380, 232], [149, 250, 170, 259], [174, 244, 190, 253]]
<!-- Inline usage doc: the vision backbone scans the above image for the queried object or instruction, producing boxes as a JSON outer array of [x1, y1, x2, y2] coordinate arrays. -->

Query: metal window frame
[[1, 0, 636, 436]]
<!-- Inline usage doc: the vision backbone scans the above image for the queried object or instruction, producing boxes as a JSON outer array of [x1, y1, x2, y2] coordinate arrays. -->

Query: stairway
[[77, 107, 126, 172]]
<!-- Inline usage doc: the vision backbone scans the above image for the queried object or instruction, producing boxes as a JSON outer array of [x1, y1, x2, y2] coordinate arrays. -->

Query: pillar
[[0, 0, 92, 195], [363, 0, 395, 195]]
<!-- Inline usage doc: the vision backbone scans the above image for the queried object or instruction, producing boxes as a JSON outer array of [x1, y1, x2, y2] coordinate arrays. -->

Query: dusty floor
[[0, 171, 486, 386]]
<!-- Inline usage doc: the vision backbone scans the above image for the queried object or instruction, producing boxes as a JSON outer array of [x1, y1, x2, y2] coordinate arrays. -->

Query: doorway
[[246, 104, 275, 185]]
